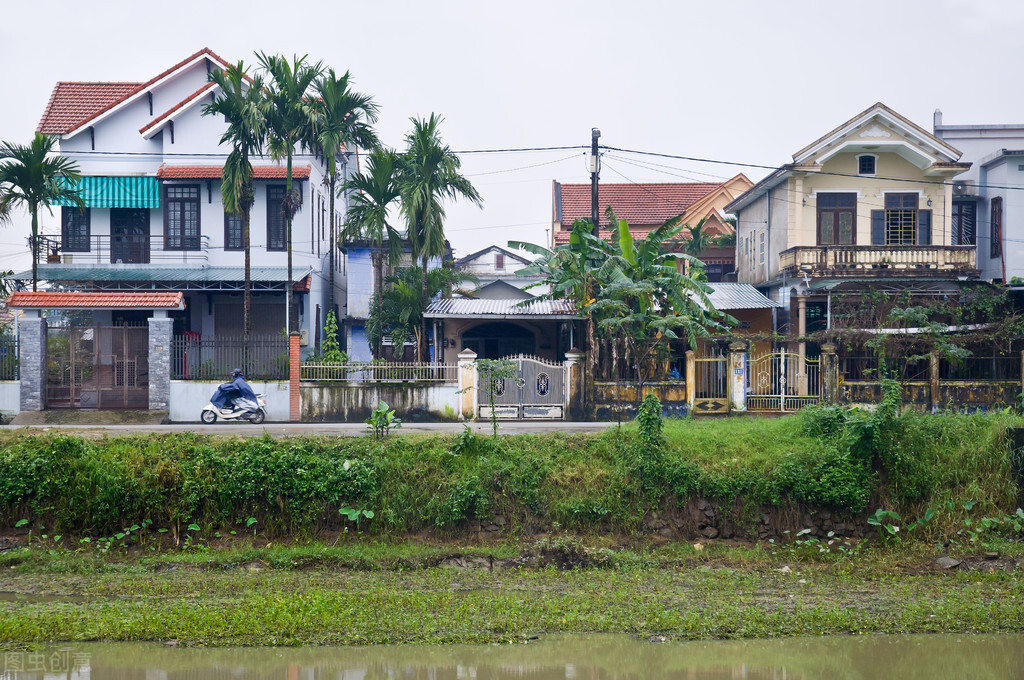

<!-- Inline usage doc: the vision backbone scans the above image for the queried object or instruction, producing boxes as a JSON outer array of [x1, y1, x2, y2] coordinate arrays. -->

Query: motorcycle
[[200, 394, 267, 424]]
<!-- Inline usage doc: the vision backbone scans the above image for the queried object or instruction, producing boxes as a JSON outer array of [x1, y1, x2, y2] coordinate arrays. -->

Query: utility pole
[[590, 127, 601, 236]]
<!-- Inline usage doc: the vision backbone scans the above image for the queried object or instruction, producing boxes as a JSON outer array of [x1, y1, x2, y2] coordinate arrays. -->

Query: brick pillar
[[457, 349, 478, 420], [820, 342, 838, 404], [728, 341, 747, 413], [19, 314, 46, 411], [289, 332, 301, 422], [564, 349, 585, 421], [147, 315, 172, 411]]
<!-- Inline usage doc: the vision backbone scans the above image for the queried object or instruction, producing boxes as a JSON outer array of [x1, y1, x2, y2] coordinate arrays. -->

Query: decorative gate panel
[[747, 351, 820, 412], [46, 325, 149, 409], [478, 355, 565, 420], [693, 355, 729, 415]]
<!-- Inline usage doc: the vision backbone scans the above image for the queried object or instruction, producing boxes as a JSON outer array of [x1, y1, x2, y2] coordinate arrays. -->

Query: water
[[3, 633, 1023, 679]]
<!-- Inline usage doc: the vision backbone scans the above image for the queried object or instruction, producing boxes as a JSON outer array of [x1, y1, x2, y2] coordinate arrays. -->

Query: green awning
[[56, 176, 160, 209]]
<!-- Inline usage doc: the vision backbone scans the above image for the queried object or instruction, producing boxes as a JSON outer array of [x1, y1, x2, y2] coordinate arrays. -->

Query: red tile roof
[[553, 228, 690, 244], [37, 48, 232, 135], [7, 292, 184, 309], [556, 182, 722, 228], [139, 81, 217, 134], [157, 164, 312, 180]]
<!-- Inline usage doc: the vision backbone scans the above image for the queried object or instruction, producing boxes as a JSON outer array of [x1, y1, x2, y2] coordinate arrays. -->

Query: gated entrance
[[45, 324, 149, 409], [478, 355, 565, 420], [747, 351, 820, 412], [693, 353, 729, 415]]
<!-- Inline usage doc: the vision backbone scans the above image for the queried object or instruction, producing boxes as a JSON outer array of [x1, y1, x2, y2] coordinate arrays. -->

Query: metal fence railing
[[171, 335, 289, 381], [300, 362, 458, 383], [839, 356, 930, 382], [939, 356, 1021, 382], [0, 336, 17, 380]]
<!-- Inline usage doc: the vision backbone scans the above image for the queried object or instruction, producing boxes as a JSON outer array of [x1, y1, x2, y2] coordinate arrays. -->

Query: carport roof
[[7, 291, 185, 310], [425, 298, 578, 320], [7, 266, 312, 284]]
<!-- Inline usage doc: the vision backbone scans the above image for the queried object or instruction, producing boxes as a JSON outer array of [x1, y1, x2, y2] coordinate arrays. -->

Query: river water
[[3, 633, 1023, 679]]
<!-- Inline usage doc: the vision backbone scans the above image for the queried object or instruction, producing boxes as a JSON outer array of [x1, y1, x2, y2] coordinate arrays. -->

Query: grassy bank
[[0, 408, 1021, 543]]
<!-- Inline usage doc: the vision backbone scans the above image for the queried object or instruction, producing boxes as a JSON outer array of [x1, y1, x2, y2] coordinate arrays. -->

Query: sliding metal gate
[[46, 324, 149, 409], [478, 355, 565, 420], [747, 351, 820, 412]]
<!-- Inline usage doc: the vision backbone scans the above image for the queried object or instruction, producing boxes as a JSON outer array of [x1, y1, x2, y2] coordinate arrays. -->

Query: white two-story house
[[22, 48, 345, 353]]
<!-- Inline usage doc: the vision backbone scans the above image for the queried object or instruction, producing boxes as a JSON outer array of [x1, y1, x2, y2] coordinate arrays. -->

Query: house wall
[[168, 379, 291, 422], [976, 159, 1024, 282], [299, 382, 460, 422], [736, 192, 768, 285]]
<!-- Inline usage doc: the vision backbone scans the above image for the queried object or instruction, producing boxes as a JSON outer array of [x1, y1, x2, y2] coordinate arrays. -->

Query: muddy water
[[4, 633, 1024, 679]]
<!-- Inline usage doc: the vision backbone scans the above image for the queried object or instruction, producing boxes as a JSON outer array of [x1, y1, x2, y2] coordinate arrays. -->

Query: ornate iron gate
[[46, 324, 149, 409], [693, 354, 729, 415], [747, 351, 820, 412], [478, 355, 565, 420]]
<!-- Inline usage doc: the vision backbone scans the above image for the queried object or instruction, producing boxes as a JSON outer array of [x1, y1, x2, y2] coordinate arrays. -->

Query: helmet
[[231, 368, 243, 377]]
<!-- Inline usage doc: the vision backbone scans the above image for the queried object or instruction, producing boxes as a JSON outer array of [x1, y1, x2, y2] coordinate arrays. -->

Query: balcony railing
[[778, 245, 976, 278], [34, 235, 209, 265]]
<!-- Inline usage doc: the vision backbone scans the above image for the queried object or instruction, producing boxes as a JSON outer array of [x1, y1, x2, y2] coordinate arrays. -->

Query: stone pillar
[[458, 349, 478, 420], [289, 332, 301, 422], [564, 349, 585, 421], [728, 341, 747, 413], [820, 342, 838, 404], [685, 350, 695, 412], [147, 313, 172, 411], [929, 353, 940, 412], [18, 313, 46, 412]]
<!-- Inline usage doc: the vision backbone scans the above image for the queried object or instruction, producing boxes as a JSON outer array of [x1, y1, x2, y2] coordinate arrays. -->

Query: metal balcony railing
[[34, 235, 210, 265]]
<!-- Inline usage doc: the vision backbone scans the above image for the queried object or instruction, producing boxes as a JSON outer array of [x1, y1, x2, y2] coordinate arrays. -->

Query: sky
[[1, 0, 1023, 270]]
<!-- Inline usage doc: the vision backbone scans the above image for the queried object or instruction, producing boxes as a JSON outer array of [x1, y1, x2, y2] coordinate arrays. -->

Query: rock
[[697, 499, 710, 511], [985, 552, 999, 561], [936, 557, 961, 569], [658, 526, 673, 538], [700, 526, 719, 539], [761, 513, 771, 525], [777, 565, 792, 573], [703, 509, 716, 519], [164, 640, 180, 648]]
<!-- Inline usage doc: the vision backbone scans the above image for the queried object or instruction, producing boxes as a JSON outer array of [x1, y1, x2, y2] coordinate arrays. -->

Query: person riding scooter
[[211, 368, 258, 415]]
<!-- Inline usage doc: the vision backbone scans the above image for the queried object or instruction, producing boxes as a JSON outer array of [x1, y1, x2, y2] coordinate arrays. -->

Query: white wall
[[169, 380, 290, 422], [300, 382, 460, 422], [0, 381, 19, 417]]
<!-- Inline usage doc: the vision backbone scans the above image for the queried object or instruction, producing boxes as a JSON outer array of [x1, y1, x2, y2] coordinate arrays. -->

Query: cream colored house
[[727, 102, 975, 337]]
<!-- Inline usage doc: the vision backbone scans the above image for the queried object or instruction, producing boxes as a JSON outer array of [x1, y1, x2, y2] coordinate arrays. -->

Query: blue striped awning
[[56, 176, 160, 209]]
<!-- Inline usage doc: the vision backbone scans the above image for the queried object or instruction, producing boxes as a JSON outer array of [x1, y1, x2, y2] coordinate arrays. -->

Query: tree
[[311, 69, 379, 321], [0, 133, 84, 291], [257, 53, 324, 334], [341, 148, 403, 358], [683, 217, 716, 256], [201, 61, 267, 347], [398, 114, 482, 361], [368, 265, 477, 359]]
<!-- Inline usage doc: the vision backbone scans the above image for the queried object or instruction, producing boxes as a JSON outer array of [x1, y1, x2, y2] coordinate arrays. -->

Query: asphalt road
[[0, 420, 619, 437]]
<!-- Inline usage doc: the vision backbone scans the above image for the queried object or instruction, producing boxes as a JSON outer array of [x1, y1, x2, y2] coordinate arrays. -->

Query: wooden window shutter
[[918, 210, 932, 245], [871, 210, 885, 244]]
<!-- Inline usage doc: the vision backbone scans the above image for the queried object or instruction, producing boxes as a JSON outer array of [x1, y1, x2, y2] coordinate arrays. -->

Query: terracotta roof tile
[[139, 81, 217, 134], [556, 182, 722, 228], [157, 164, 311, 180], [553, 228, 691, 244], [7, 292, 184, 309]]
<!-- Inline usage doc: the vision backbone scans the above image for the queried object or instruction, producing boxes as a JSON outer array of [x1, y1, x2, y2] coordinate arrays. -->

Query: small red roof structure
[[7, 292, 185, 310], [157, 164, 312, 180]]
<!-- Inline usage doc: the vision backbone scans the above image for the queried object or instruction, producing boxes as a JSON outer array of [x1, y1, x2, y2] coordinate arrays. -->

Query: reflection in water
[[2, 633, 1024, 680]]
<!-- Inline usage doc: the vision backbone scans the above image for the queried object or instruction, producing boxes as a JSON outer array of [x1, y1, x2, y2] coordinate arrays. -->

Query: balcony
[[778, 245, 977, 279], [34, 235, 209, 266]]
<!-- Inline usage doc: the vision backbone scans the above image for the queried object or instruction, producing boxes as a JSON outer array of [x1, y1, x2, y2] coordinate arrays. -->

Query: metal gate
[[478, 355, 565, 420], [747, 351, 820, 412], [693, 353, 729, 415], [46, 324, 149, 409]]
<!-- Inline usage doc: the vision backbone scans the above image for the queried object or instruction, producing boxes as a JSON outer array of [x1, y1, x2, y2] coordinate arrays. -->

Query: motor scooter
[[200, 394, 267, 424]]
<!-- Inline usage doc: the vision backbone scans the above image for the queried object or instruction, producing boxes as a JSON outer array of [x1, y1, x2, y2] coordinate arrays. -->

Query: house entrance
[[478, 355, 565, 420], [45, 324, 149, 409], [111, 208, 150, 264], [462, 322, 535, 360], [693, 352, 729, 415], [747, 351, 820, 412]]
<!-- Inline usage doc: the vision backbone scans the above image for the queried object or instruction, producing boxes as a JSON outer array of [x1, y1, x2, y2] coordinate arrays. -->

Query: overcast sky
[[1, 0, 1022, 270]]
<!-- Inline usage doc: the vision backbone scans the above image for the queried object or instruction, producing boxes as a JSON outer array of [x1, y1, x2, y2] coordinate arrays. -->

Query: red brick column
[[289, 332, 301, 422]]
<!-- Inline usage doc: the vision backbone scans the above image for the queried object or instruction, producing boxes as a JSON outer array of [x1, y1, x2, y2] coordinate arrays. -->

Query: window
[[817, 193, 856, 245], [495, 253, 505, 270], [164, 185, 200, 250], [224, 211, 243, 251], [858, 155, 876, 175], [871, 193, 931, 246], [952, 201, 976, 246], [61, 207, 90, 252], [991, 197, 1003, 259], [267, 185, 286, 251], [759, 232, 765, 264]]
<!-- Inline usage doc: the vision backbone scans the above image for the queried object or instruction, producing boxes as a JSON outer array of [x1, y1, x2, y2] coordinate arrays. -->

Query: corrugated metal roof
[[8, 266, 312, 283], [425, 298, 577, 319], [705, 283, 780, 310]]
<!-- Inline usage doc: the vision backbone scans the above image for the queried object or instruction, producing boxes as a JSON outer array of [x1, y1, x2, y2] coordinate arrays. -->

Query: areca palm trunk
[[421, 254, 429, 362], [328, 173, 337, 319], [286, 156, 293, 335], [30, 204, 38, 292], [373, 248, 384, 359]]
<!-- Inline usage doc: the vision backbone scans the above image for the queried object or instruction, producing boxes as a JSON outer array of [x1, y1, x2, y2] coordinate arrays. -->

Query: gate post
[[685, 350, 695, 412], [289, 332, 301, 422], [728, 341, 747, 413], [19, 312, 46, 412], [458, 349, 478, 420], [147, 312, 172, 411], [929, 352, 940, 412], [564, 349, 585, 421], [821, 342, 838, 404]]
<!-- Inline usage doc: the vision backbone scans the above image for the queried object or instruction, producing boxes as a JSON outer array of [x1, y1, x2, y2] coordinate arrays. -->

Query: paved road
[[0, 421, 620, 437]]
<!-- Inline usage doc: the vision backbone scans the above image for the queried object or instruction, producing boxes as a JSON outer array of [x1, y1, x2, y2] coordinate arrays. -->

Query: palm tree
[[398, 114, 482, 361], [311, 69, 379, 322], [683, 217, 716, 256], [201, 61, 267, 347], [0, 133, 83, 291], [341, 148, 402, 359], [257, 53, 324, 334]]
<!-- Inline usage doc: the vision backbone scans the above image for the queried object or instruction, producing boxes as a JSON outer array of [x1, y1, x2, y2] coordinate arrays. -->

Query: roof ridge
[[139, 81, 218, 134]]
